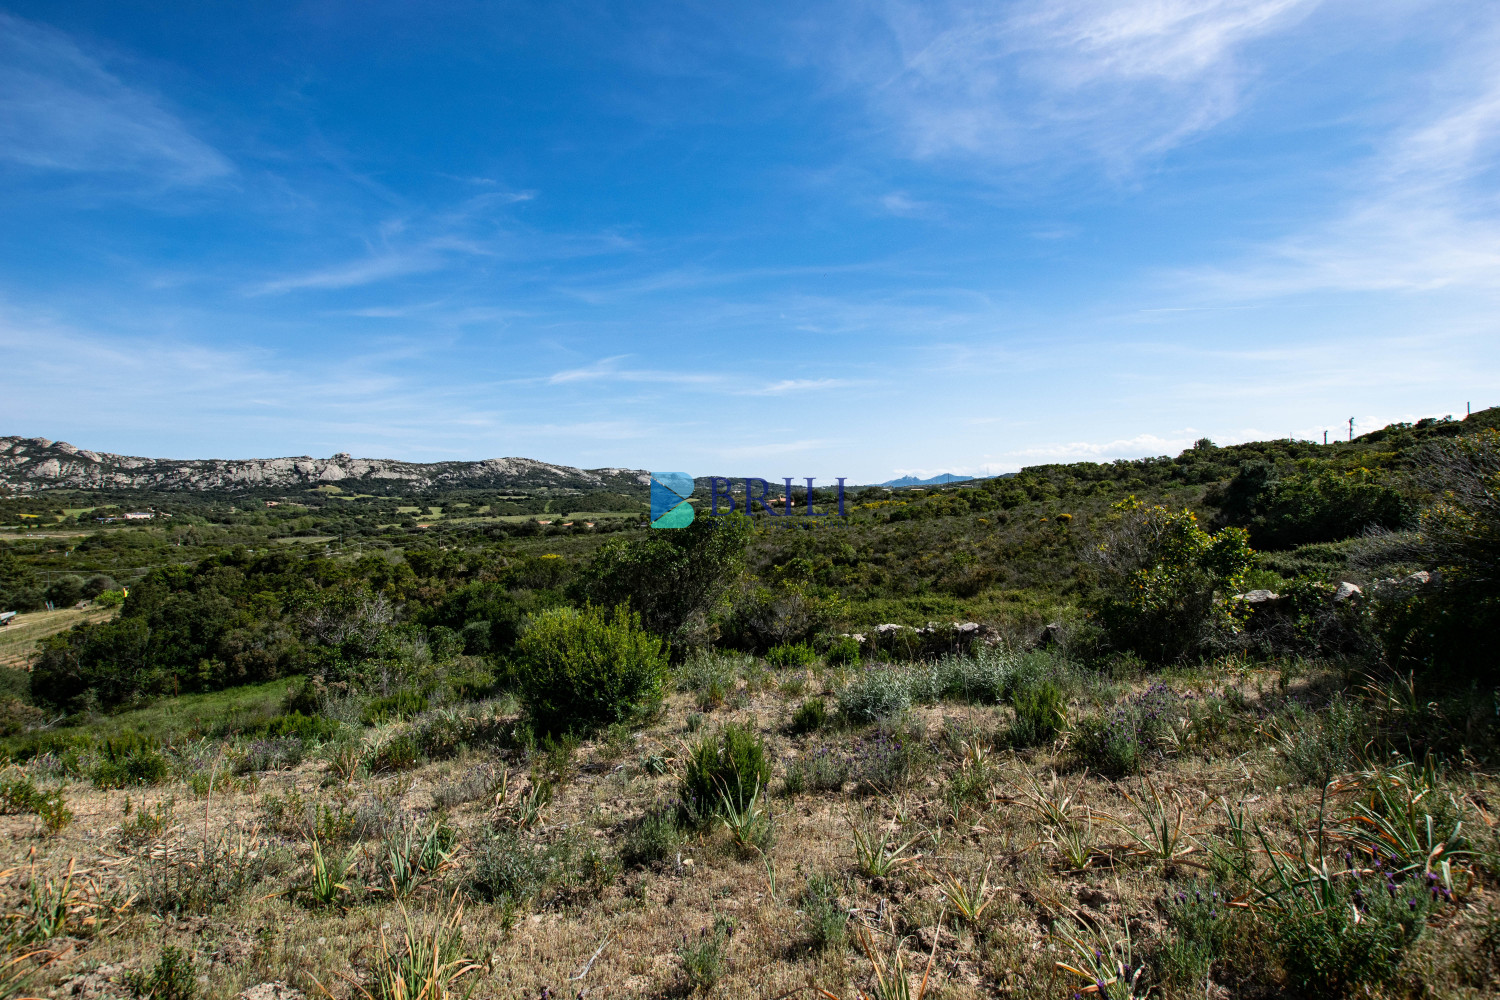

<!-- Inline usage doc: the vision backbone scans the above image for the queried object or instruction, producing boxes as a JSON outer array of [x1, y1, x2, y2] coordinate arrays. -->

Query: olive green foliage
[[679, 724, 770, 824], [824, 634, 861, 666], [0, 774, 72, 833], [765, 641, 817, 667], [1379, 429, 1500, 679], [91, 732, 170, 789], [1009, 680, 1065, 747], [571, 514, 751, 647], [789, 698, 829, 734], [1214, 463, 1412, 549], [1089, 498, 1254, 663], [513, 605, 668, 736]]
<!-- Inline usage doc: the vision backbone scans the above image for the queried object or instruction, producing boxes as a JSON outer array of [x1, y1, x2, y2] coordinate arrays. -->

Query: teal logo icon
[[650, 472, 695, 528]]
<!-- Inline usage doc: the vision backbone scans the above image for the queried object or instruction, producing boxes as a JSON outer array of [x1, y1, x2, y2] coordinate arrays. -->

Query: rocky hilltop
[[0, 437, 647, 493]]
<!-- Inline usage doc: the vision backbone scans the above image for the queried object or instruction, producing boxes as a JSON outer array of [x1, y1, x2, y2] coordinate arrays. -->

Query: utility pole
[[1348, 417, 1354, 442], [1324, 430, 1328, 445]]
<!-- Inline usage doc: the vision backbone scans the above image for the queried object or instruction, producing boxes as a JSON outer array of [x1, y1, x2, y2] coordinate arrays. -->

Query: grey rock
[[0, 436, 645, 494], [1333, 581, 1363, 601]]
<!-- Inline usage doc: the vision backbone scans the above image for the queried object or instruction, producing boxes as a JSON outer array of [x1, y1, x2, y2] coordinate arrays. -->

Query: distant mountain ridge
[[0, 437, 648, 493], [874, 473, 998, 488]]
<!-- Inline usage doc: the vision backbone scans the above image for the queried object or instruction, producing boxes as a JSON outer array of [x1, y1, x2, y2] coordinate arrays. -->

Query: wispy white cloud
[[744, 377, 857, 395], [545, 356, 724, 386], [879, 190, 940, 218], [0, 12, 230, 184], [822, 0, 1320, 168], [1193, 22, 1500, 295], [251, 252, 445, 295]]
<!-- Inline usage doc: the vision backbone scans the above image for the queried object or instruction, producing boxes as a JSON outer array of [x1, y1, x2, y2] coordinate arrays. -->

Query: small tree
[[571, 513, 751, 651], [1380, 429, 1500, 679], [513, 605, 668, 736], [1088, 498, 1253, 663]]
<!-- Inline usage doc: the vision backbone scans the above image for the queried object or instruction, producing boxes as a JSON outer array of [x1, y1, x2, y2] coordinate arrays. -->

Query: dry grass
[[0, 661, 1493, 999], [0, 605, 117, 670]]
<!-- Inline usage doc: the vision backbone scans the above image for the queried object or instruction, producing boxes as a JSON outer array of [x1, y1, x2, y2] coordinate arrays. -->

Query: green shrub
[[124, 945, 199, 1000], [93, 589, 126, 608], [91, 733, 169, 789], [1153, 885, 1238, 988], [255, 711, 342, 743], [620, 805, 680, 869], [677, 915, 734, 990], [783, 745, 849, 795], [836, 667, 911, 724], [360, 690, 429, 725], [514, 605, 668, 736], [789, 698, 828, 734], [1274, 878, 1431, 997], [765, 642, 817, 668], [1070, 713, 1143, 778], [824, 635, 861, 667], [1009, 681, 1065, 747], [1088, 498, 1254, 663], [0, 774, 72, 833], [679, 724, 770, 824]]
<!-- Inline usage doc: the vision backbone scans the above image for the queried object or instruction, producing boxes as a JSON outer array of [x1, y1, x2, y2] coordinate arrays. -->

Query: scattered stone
[[1234, 590, 1280, 603], [238, 984, 305, 1000], [1333, 581, 1362, 602], [58, 964, 128, 1000]]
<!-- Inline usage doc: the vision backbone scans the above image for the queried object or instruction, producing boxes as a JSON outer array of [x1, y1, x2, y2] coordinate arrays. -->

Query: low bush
[[789, 698, 828, 734], [1009, 680, 1065, 747], [253, 711, 342, 743], [91, 733, 170, 789], [234, 736, 304, 774], [851, 723, 931, 793], [1272, 697, 1368, 786], [677, 915, 734, 990], [783, 745, 849, 795], [1068, 684, 1181, 778], [514, 605, 669, 736], [466, 827, 616, 908], [620, 805, 681, 869], [824, 635, 861, 666], [679, 724, 770, 825], [836, 667, 911, 724], [1273, 875, 1431, 997], [0, 773, 71, 833], [361, 689, 429, 725], [1153, 885, 1239, 988], [676, 652, 736, 710], [1070, 713, 1144, 778], [765, 642, 817, 668]]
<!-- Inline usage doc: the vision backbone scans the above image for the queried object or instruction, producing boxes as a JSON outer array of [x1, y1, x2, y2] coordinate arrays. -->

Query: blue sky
[[2, 1, 1497, 483]]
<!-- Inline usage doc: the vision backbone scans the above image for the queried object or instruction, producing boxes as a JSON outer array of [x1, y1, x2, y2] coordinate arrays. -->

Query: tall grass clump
[[513, 605, 668, 736], [679, 724, 770, 826]]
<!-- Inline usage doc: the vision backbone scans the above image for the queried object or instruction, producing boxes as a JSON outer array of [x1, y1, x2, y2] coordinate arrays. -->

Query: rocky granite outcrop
[[0, 437, 647, 493]]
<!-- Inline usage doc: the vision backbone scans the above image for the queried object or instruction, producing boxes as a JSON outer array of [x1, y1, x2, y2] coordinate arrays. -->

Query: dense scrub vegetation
[[0, 408, 1495, 998]]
